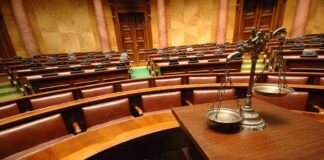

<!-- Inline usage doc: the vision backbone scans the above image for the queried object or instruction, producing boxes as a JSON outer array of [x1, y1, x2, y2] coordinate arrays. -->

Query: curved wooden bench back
[[0, 72, 323, 120]]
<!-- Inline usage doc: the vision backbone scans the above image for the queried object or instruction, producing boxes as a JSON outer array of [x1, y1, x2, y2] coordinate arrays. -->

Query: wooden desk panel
[[284, 57, 324, 72], [23, 68, 129, 94], [172, 99, 324, 160], [157, 60, 242, 75], [20, 113, 179, 160]]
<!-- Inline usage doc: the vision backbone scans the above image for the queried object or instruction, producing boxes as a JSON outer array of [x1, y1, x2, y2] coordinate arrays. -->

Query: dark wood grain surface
[[172, 98, 324, 160]]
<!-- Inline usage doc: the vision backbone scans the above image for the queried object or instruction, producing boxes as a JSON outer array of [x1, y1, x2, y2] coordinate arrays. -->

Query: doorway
[[110, 0, 152, 67], [118, 12, 147, 66], [233, 0, 286, 41]]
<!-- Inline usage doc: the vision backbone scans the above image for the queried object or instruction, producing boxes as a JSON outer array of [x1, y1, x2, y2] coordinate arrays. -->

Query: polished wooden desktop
[[19, 112, 179, 160], [23, 67, 129, 94], [172, 98, 324, 160], [157, 60, 242, 75], [283, 56, 324, 72]]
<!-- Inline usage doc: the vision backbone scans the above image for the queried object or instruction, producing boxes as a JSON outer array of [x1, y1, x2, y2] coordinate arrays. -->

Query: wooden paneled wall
[[0, 0, 323, 57]]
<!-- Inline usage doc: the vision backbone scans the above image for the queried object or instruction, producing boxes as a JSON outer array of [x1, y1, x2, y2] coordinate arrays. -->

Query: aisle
[[130, 67, 152, 79], [0, 81, 22, 102]]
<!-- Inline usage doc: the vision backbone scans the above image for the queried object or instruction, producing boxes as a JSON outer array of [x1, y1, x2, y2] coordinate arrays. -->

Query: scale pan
[[253, 84, 294, 97], [206, 108, 243, 126]]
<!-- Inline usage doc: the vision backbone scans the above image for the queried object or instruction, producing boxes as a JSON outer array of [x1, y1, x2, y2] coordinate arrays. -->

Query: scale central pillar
[[241, 52, 266, 131]]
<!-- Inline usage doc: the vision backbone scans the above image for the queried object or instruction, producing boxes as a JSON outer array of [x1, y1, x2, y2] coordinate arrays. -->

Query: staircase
[[0, 77, 22, 102], [241, 59, 265, 73]]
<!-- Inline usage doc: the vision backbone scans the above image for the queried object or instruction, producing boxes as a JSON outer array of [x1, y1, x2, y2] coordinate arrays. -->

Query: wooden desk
[[23, 67, 129, 94], [284, 57, 324, 72], [157, 60, 242, 75], [20, 112, 179, 160], [172, 99, 324, 160]]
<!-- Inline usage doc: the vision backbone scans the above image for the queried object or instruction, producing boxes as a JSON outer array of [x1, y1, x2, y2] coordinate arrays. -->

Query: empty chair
[[188, 76, 217, 84], [82, 98, 132, 129], [154, 78, 182, 87], [0, 114, 71, 159], [266, 75, 309, 84], [81, 85, 114, 98], [0, 103, 20, 119], [254, 91, 309, 111], [30, 92, 74, 110], [141, 91, 181, 113], [192, 89, 234, 105], [120, 81, 149, 91]]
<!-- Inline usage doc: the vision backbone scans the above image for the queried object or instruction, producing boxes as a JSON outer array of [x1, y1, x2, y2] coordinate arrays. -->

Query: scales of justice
[[206, 27, 294, 131]]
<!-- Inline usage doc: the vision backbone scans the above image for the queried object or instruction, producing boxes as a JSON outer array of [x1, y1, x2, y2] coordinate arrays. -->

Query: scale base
[[240, 105, 266, 131]]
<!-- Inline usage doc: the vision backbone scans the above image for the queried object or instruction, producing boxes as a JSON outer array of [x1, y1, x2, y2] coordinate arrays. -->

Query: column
[[157, 0, 167, 48], [93, 0, 111, 52], [291, 0, 311, 38], [216, 0, 228, 44], [11, 0, 40, 57]]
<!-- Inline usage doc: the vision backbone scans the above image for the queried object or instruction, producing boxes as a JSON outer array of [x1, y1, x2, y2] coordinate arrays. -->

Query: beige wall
[[150, 0, 160, 48], [282, 0, 324, 38], [0, 0, 27, 57], [165, 0, 218, 46], [305, 0, 324, 35], [225, 0, 236, 43], [102, 0, 118, 51], [282, 0, 297, 37], [1, 0, 323, 56], [24, 0, 101, 54]]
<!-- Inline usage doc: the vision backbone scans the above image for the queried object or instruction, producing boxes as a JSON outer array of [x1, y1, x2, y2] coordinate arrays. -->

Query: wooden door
[[234, 0, 286, 41], [118, 13, 147, 66]]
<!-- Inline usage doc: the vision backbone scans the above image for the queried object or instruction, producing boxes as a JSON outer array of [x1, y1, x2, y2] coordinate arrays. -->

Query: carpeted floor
[[241, 60, 265, 73], [130, 67, 152, 79], [0, 81, 22, 102]]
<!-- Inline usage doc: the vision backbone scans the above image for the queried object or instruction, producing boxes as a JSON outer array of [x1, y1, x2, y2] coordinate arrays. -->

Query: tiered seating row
[[0, 83, 323, 159], [0, 72, 324, 120]]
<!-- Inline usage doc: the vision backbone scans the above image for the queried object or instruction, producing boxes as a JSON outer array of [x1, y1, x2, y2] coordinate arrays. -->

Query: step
[[0, 75, 9, 83], [241, 66, 264, 69], [0, 81, 11, 89], [0, 87, 18, 97], [241, 64, 264, 67], [241, 69, 264, 73], [0, 93, 22, 102], [243, 60, 265, 63]]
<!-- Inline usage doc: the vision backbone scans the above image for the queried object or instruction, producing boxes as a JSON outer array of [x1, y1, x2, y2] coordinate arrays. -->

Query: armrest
[[72, 122, 82, 134], [313, 105, 324, 114], [185, 100, 193, 106], [134, 106, 143, 116]]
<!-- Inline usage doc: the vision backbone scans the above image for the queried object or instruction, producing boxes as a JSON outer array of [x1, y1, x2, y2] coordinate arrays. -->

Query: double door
[[234, 0, 285, 41], [118, 12, 147, 66]]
